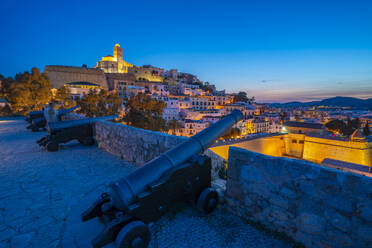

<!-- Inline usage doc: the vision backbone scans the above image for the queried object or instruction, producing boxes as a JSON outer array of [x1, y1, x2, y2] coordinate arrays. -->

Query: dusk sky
[[1, 0, 372, 102]]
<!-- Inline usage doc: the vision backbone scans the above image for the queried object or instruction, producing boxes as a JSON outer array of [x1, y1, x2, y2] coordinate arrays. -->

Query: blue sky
[[1, 0, 372, 102]]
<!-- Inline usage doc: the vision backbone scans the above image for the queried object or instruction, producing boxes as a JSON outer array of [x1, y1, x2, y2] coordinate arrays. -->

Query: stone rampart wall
[[303, 135, 372, 166], [209, 135, 285, 160], [95, 120, 226, 179], [211, 134, 371, 167], [44, 65, 108, 89], [96, 121, 187, 165], [226, 146, 372, 248]]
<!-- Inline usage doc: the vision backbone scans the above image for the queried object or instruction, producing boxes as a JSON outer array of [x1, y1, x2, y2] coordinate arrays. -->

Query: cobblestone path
[[0, 119, 291, 248]]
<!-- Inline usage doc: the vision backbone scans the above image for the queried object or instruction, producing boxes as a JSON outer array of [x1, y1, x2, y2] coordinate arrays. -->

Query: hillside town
[[3, 44, 369, 139]]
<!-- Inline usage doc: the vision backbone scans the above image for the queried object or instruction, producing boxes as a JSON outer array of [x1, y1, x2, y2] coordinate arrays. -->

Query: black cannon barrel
[[28, 110, 43, 117], [56, 105, 80, 117], [47, 115, 118, 132], [109, 109, 243, 210]]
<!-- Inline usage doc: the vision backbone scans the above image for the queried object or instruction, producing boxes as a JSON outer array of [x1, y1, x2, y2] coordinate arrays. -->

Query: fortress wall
[[44, 66, 108, 89], [209, 135, 285, 161], [211, 133, 371, 168], [283, 133, 305, 158], [96, 121, 186, 165], [303, 136, 372, 166], [226, 147, 372, 248], [95, 120, 227, 179]]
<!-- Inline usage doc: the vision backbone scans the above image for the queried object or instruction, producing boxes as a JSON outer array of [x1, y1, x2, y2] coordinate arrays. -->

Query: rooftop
[[283, 121, 324, 129], [65, 81, 100, 87]]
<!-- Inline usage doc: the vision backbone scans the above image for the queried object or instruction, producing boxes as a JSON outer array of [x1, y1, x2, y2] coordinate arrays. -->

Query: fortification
[[210, 133, 372, 169], [104, 73, 136, 91], [44, 65, 108, 89], [226, 147, 372, 248]]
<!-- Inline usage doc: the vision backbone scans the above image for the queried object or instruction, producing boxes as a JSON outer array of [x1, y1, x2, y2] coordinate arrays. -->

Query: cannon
[[26, 110, 44, 123], [26, 117, 47, 132], [37, 115, 118, 152], [81, 110, 243, 248], [27, 105, 80, 132]]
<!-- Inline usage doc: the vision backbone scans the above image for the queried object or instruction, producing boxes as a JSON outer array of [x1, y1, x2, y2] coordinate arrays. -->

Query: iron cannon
[[37, 115, 117, 152], [81, 110, 243, 248], [26, 110, 44, 123], [27, 105, 80, 132]]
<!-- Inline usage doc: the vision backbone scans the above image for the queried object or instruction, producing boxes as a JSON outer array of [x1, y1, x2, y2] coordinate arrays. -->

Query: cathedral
[[96, 44, 133, 73]]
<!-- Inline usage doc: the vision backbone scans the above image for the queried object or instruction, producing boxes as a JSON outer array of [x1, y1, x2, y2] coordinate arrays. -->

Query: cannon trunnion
[[37, 115, 117, 152], [81, 110, 243, 248]]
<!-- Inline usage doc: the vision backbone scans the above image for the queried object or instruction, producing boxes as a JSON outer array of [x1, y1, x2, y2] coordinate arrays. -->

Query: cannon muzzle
[[109, 110, 243, 210]]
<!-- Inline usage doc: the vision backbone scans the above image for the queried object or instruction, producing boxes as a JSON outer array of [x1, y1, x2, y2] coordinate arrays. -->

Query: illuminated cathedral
[[96, 44, 133, 73]]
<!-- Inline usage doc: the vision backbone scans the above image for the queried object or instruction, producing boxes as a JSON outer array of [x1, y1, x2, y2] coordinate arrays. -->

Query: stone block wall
[[303, 135, 372, 166], [96, 121, 187, 165], [95, 121, 226, 180], [44, 65, 108, 89], [226, 146, 372, 248]]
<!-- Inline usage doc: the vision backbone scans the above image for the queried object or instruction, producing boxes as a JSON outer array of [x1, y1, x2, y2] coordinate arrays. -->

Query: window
[[299, 140, 304, 144], [292, 139, 297, 143]]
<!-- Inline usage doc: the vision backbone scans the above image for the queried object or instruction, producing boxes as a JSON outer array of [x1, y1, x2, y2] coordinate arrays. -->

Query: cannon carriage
[[27, 105, 80, 132], [25, 110, 44, 124], [37, 115, 117, 152], [81, 110, 243, 248]]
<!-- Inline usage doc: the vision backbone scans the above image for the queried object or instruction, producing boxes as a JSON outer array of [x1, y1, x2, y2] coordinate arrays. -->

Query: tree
[[344, 117, 354, 136], [54, 86, 75, 108], [351, 118, 361, 130], [167, 119, 183, 135], [280, 112, 287, 123], [124, 94, 167, 131], [3, 68, 52, 114], [221, 127, 241, 139], [0, 105, 12, 117], [233, 91, 248, 103], [200, 82, 214, 94], [233, 92, 255, 104], [78, 90, 122, 117], [363, 122, 370, 136], [325, 119, 347, 135]]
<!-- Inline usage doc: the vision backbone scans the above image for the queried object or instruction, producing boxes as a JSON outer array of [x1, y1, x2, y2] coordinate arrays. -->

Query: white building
[[182, 120, 210, 137], [163, 107, 180, 121]]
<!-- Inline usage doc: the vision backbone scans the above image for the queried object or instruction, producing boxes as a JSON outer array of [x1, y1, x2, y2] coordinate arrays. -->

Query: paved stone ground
[[0, 119, 135, 248], [0, 119, 291, 248]]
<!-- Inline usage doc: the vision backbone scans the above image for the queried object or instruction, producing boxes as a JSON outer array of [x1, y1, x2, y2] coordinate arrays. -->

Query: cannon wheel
[[46, 141, 59, 152], [197, 187, 219, 214], [115, 220, 150, 248], [79, 137, 95, 146]]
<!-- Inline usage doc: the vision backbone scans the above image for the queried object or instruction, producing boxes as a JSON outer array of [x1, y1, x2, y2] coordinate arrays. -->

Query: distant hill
[[269, 97, 372, 110]]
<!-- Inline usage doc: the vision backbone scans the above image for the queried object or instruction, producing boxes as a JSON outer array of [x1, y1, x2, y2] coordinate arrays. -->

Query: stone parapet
[[96, 121, 187, 165], [226, 146, 372, 248]]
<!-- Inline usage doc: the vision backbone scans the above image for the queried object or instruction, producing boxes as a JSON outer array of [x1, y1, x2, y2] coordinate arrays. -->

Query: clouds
[[254, 80, 372, 102]]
